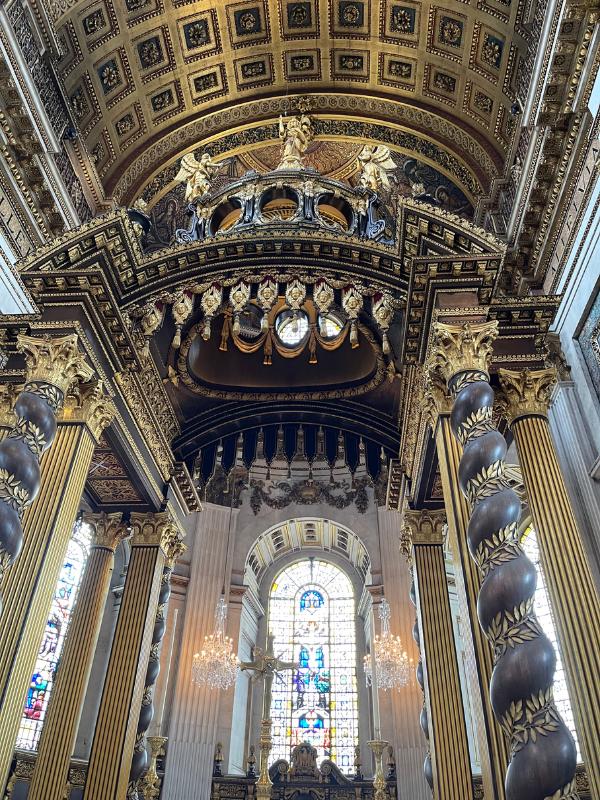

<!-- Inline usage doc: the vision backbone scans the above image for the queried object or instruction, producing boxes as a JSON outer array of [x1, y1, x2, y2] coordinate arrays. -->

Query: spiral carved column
[[0, 334, 93, 608], [499, 367, 600, 798], [430, 321, 577, 800], [129, 542, 184, 800]]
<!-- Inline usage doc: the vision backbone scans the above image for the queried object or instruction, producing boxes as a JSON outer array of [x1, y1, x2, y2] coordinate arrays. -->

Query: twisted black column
[[433, 321, 577, 800], [0, 333, 92, 614], [129, 563, 173, 798]]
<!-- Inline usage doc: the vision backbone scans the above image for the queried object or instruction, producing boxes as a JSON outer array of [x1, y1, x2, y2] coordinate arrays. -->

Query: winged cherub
[[357, 145, 397, 192], [175, 151, 230, 201]]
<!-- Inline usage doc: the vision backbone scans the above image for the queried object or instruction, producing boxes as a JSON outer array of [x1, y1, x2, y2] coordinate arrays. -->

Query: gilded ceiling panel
[[48, 0, 528, 203]]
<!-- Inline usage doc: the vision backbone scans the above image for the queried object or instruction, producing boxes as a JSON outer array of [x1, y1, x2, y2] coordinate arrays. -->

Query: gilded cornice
[[114, 370, 175, 480], [130, 511, 186, 563], [86, 512, 129, 551], [429, 320, 499, 384], [17, 333, 94, 398], [497, 367, 557, 423]]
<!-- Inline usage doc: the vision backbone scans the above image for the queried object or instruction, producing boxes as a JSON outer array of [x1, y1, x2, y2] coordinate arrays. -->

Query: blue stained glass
[[17, 520, 92, 750], [269, 560, 358, 773], [300, 589, 324, 611]]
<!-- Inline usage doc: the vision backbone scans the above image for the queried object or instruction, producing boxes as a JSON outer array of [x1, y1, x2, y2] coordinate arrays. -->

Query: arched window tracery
[[268, 559, 358, 773], [16, 519, 92, 751]]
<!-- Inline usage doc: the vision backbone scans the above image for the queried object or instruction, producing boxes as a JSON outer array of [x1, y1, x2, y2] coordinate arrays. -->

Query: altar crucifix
[[240, 633, 298, 721], [240, 634, 298, 799]]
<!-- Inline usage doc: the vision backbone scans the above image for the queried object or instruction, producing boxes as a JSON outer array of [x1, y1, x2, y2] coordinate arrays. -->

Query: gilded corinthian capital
[[62, 381, 116, 442], [497, 367, 557, 423], [130, 511, 186, 563], [87, 512, 129, 551], [429, 321, 498, 386], [17, 333, 95, 401]]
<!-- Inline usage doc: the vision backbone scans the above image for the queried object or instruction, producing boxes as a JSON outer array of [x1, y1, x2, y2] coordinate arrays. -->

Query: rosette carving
[[429, 322, 577, 800], [0, 334, 93, 614]]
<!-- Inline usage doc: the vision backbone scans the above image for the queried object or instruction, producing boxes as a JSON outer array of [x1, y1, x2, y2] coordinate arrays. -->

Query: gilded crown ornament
[[201, 283, 223, 341]]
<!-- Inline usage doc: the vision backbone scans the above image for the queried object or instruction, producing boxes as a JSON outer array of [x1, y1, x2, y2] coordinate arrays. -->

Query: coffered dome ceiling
[[51, 0, 528, 206]]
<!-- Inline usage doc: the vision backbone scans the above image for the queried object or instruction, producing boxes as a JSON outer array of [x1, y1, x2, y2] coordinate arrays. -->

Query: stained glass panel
[[16, 519, 92, 750], [522, 526, 580, 759], [269, 560, 358, 773]]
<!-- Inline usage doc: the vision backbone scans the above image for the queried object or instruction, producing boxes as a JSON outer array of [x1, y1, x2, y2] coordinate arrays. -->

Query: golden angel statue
[[357, 145, 397, 192], [276, 112, 314, 170], [175, 151, 229, 201]]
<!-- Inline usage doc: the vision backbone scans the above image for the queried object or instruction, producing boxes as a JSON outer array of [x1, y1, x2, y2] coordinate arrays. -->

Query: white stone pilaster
[[162, 504, 237, 800], [549, 380, 600, 590], [377, 507, 430, 800]]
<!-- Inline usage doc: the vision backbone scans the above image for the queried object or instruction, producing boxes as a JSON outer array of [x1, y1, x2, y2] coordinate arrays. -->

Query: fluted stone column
[[162, 504, 237, 800], [28, 513, 128, 800], [424, 372, 508, 800], [0, 363, 114, 789], [83, 512, 185, 800], [430, 321, 577, 800], [499, 367, 600, 798], [401, 509, 472, 799]]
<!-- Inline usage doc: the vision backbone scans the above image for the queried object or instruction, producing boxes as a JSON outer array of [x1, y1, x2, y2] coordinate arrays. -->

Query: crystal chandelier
[[364, 598, 410, 690], [192, 597, 239, 690]]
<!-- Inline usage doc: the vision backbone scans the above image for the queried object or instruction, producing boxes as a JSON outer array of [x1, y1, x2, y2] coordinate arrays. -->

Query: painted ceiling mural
[[49, 0, 527, 204]]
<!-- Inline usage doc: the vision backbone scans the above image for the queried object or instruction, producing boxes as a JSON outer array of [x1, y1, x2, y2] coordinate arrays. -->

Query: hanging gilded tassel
[[200, 283, 223, 341], [257, 277, 277, 330], [230, 280, 250, 336], [139, 300, 165, 359], [342, 285, 363, 349], [171, 290, 194, 349], [372, 292, 394, 357]]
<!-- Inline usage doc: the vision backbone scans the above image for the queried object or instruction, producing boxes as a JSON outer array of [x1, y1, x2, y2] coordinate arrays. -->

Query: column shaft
[[435, 416, 508, 799], [82, 541, 165, 800], [512, 414, 600, 797], [0, 423, 96, 788], [413, 543, 471, 799], [28, 515, 125, 800]]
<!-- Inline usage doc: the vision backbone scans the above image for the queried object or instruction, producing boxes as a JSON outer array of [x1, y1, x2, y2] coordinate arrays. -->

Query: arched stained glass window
[[268, 560, 358, 773], [522, 525, 580, 759], [16, 519, 92, 750]]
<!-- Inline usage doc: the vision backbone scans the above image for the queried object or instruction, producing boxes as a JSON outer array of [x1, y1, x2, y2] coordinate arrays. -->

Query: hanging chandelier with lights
[[364, 598, 410, 691], [192, 597, 239, 690]]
